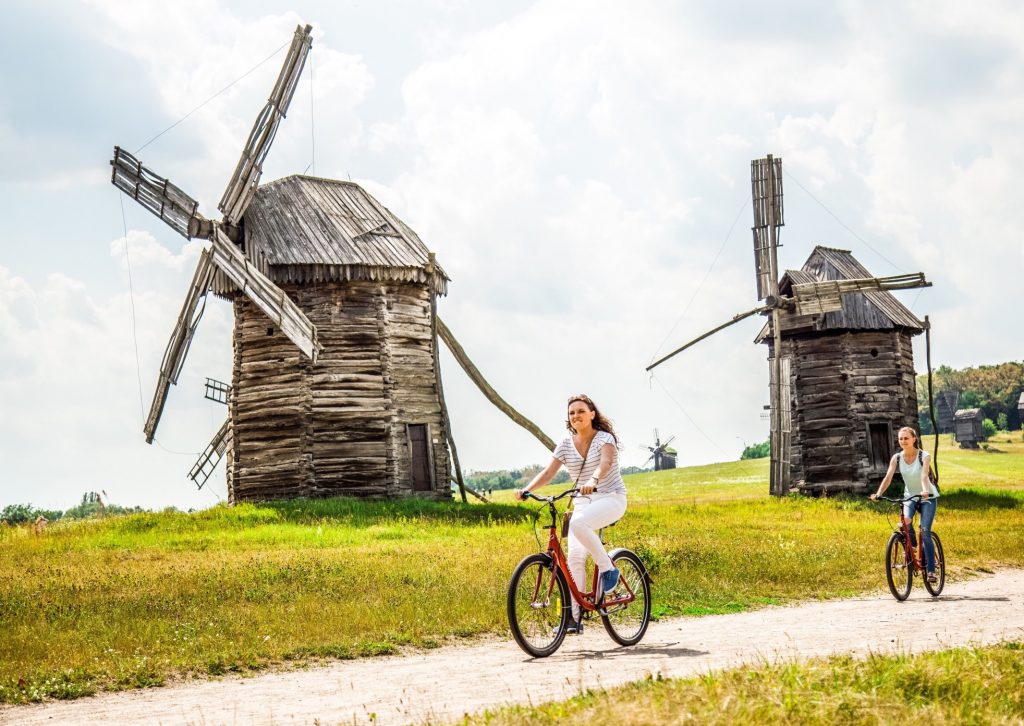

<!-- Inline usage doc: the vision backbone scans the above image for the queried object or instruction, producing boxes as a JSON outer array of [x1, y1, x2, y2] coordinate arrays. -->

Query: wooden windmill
[[647, 155, 932, 496], [643, 430, 677, 471], [110, 24, 463, 502]]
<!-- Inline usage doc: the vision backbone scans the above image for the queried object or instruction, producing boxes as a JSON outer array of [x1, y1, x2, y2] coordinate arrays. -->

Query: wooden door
[[408, 424, 433, 492], [868, 422, 892, 473]]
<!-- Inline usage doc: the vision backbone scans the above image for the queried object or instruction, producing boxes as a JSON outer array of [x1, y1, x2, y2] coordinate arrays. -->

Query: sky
[[1, 0, 1021, 511]]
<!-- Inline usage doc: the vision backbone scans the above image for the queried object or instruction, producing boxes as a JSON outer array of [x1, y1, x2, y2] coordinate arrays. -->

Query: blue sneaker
[[600, 568, 620, 596]]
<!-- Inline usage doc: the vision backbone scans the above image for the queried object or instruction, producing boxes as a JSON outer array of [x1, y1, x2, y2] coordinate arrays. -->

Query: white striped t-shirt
[[553, 430, 627, 496]]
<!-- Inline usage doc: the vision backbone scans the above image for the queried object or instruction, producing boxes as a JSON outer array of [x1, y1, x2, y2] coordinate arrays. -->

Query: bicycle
[[875, 494, 945, 600], [507, 487, 651, 657]]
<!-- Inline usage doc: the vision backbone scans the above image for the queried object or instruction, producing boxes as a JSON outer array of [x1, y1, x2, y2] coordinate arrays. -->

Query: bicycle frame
[[883, 495, 928, 574], [525, 489, 635, 614]]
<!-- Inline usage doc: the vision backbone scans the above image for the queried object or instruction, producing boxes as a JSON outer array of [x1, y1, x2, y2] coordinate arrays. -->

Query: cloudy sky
[[1, 0, 1021, 511]]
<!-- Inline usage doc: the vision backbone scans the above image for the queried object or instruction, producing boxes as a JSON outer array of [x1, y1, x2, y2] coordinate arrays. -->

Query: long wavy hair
[[566, 394, 619, 444]]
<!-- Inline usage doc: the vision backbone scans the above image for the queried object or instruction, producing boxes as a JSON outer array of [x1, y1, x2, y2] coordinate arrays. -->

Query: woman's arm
[[580, 443, 616, 495], [920, 452, 933, 498], [516, 457, 562, 500], [871, 455, 899, 500]]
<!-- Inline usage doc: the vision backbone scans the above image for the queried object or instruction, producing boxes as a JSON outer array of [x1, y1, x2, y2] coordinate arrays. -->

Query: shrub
[[740, 440, 770, 460], [982, 418, 998, 440], [996, 412, 1008, 431], [0, 504, 63, 525]]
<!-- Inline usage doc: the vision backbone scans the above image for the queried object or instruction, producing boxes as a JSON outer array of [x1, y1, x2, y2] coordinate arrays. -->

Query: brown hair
[[566, 394, 619, 443]]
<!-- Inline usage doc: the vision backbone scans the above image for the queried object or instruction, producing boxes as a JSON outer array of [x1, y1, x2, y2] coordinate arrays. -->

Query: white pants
[[567, 492, 627, 619]]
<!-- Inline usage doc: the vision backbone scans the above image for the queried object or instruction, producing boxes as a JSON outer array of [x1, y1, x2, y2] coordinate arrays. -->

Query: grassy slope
[[465, 642, 1024, 725], [1, 435, 1022, 703]]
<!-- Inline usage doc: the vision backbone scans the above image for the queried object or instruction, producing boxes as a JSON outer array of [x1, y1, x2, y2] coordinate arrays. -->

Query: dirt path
[[5, 570, 1023, 725]]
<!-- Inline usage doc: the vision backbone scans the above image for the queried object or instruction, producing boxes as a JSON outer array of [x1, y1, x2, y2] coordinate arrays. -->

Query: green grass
[[1, 435, 1021, 704], [462, 642, 1024, 725]]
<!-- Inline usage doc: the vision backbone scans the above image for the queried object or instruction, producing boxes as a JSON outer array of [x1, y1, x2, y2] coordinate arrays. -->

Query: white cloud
[[2, 0, 1022, 507]]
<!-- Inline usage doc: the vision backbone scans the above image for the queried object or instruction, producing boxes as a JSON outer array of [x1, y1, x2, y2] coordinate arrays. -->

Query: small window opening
[[870, 348, 879, 357], [267, 327, 275, 336]]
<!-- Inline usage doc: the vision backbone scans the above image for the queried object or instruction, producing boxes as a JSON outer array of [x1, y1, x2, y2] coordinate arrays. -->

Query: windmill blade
[[218, 24, 314, 225], [790, 273, 931, 316], [662, 435, 676, 448], [750, 155, 784, 300], [209, 226, 322, 361], [143, 249, 217, 443], [203, 377, 232, 404], [644, 452, 655, 466], [111, 147, 211, 239], [646, 304, 770, 372], [188, 418, 230, 489]]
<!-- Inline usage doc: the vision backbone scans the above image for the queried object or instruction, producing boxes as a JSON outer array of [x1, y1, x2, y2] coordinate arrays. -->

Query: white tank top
[[897, 451, 937, 498]]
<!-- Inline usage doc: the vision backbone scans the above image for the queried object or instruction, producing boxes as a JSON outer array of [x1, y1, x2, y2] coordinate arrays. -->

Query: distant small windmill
[[647, 155, 932, 496], [643, 430, 677, 471]]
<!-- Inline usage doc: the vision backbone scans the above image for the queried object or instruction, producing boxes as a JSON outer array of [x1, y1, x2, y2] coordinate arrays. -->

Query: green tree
[[997, 413, 1008, 432], [982, 418, 997, 440], [740, 440, 770, 460]]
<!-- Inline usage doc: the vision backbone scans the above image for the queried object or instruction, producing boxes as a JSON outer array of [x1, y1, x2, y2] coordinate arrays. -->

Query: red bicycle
[[877, 495, 945, 600], [507, 488, 651, 657]]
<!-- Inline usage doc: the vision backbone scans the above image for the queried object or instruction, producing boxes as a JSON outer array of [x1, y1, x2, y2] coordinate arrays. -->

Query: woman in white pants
[[517, 394, 628, 634]]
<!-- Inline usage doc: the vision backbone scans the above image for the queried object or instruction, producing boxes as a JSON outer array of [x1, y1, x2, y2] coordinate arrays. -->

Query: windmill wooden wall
[[217, 175, 453, 502], [225, 281, 450, 501], [761, 247, 924, 495], [773, 330, 919, 493]]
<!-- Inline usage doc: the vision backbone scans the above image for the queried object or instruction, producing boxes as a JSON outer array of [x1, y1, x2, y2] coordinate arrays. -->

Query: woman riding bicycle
[[516, 394, 627, 634], [871, 426, 939, 583]]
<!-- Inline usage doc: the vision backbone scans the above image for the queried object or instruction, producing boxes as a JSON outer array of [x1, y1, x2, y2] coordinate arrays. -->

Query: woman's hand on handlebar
[[515, 488, 530, 501], [869, 493, 880, 501]]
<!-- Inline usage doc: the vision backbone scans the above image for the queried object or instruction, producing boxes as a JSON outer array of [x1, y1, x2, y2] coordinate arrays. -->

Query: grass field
[[1, 434, 1022, 704], [464, 642, 1024, 725]]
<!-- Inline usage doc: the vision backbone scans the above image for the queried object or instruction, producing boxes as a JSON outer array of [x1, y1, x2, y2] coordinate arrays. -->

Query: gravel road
[[4, 569, 1022, 725]]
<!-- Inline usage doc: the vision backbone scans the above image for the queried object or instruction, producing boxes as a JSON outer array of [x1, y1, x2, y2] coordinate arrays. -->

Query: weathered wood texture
[[954, 408, 984, 448], [771, 329, 920, 495], [225, 280, 451, 502]]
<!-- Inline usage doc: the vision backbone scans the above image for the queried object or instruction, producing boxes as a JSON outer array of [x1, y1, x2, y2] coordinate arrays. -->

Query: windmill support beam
[[210, 228, 322, 362], [436, 317, 556, 453], [143, 248, 216, 443], [646, 305, 770, 372]]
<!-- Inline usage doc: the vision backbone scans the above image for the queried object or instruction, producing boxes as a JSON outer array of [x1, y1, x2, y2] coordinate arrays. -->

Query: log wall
[[778, 329, 919, 494], [226, 280, 451, 502]]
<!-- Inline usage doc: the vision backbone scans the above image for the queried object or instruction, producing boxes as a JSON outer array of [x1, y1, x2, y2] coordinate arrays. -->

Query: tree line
[[1, 492, 152, 525]]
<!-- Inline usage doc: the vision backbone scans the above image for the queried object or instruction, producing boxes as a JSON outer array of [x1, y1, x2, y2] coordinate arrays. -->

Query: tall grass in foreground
[[0, 436, 1021, 704], [463, 642, 1024, 725]]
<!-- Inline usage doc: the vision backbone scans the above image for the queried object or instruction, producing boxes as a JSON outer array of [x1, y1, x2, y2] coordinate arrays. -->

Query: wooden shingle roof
[[800, 247, 923, 331], [237, 175, 448, 293]]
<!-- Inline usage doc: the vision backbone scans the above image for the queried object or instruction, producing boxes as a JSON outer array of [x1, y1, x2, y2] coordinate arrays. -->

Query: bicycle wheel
[[885, 531, 912, 601], [601, 548, 651, 646], [507, 553, 571, 657], [923, 532, 945, 596]]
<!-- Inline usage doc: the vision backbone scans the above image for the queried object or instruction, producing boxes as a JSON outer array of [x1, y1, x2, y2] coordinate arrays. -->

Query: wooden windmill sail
[[111, 24, 320, 448], [647, 155, 932, 496]]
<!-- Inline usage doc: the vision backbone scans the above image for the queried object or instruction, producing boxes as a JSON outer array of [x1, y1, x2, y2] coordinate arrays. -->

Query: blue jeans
[[903, 497, 938, 573]]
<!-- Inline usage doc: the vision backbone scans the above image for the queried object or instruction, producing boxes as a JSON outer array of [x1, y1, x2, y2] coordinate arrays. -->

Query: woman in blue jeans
[[871, 426, 939, 582]]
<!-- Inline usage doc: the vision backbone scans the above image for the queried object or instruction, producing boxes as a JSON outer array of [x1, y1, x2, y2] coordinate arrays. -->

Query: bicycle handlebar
[[520, 487, 579, 504], [875, 494, 925, 504]]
